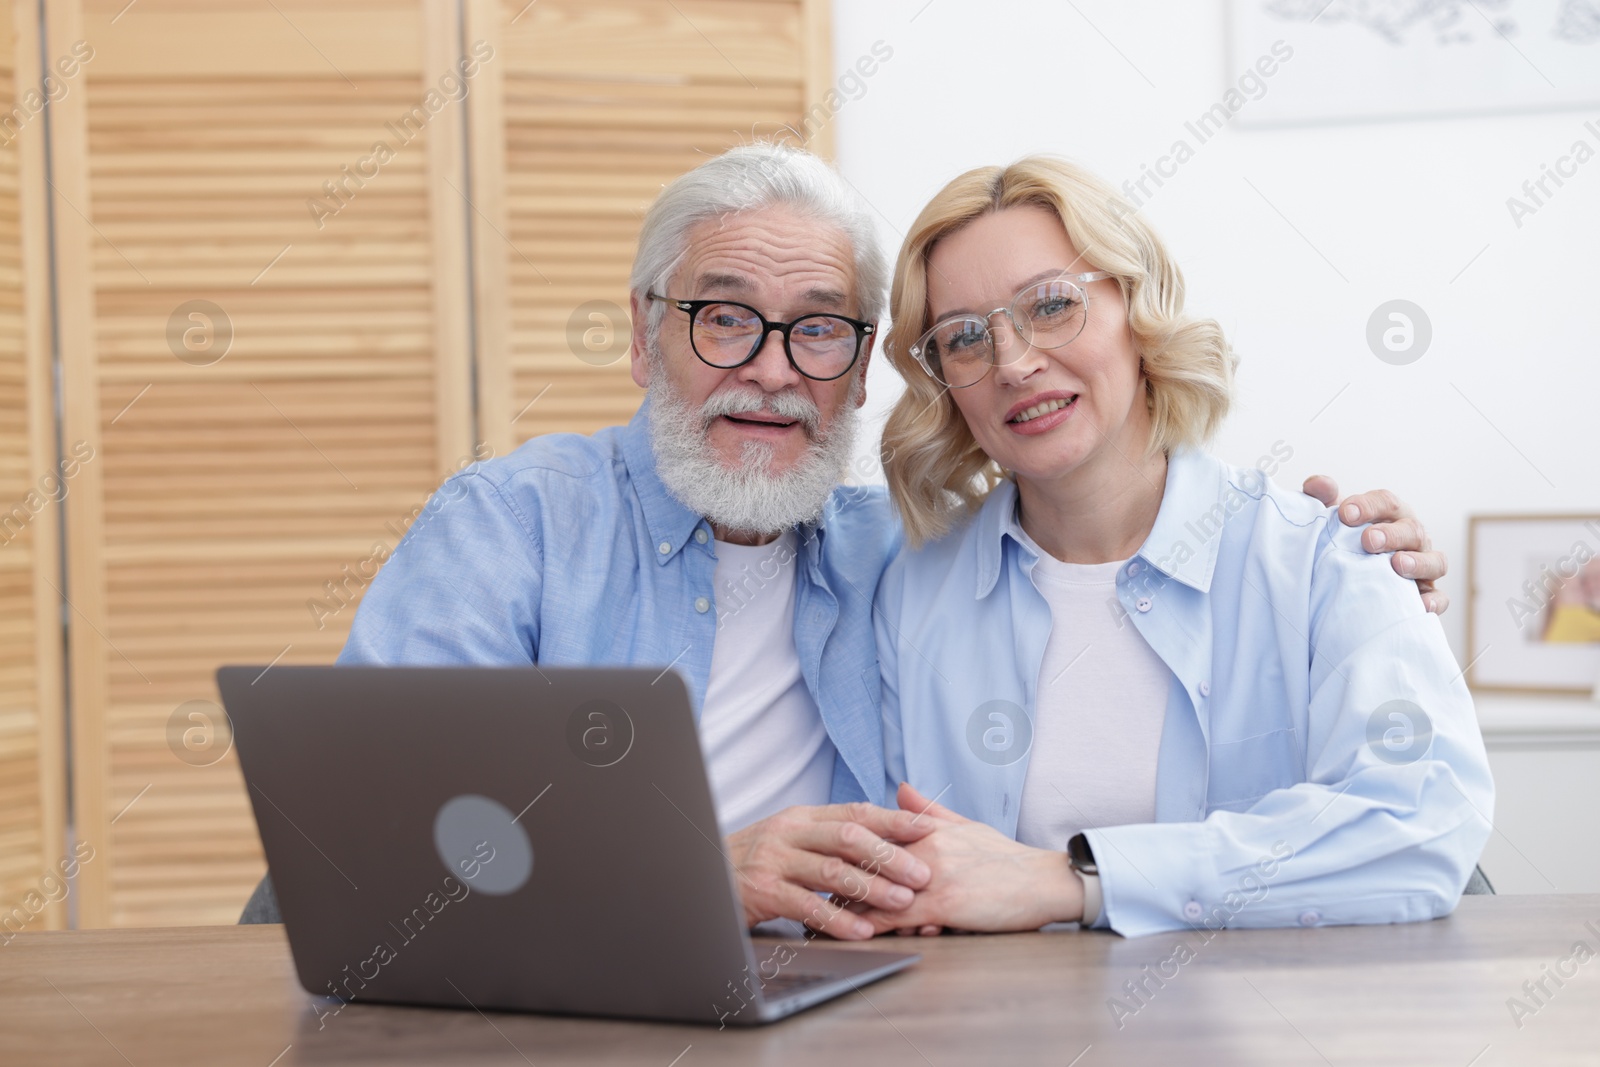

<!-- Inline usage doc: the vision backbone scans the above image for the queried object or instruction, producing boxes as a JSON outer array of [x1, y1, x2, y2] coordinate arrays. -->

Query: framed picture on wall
[[1467, 514, 1600, 695], [1230, 0, 1600, 126]]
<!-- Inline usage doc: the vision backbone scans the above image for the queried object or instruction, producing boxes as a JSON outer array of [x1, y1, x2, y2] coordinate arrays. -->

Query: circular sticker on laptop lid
[[433, 794, 534, 895]]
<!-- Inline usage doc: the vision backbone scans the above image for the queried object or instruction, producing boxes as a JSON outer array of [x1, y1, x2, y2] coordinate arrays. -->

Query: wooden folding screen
[[0, 0, 68, 935], [7, 0, 834, 929], [467, 0, 838, 452], [49, 0, 474, 927]]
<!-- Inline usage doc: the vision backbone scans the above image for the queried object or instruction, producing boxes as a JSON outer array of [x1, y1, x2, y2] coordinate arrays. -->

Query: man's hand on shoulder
[[725, 802, 934, 940], [1303, 476, 1448, 614]]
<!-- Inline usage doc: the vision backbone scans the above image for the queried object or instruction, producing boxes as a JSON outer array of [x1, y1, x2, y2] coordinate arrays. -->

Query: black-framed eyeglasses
[[909, 271, 1112, 389], [647, 293, 874, 382]]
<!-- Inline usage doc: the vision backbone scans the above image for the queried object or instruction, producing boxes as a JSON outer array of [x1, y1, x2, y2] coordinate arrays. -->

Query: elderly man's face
[[630, 205, 872, 481]]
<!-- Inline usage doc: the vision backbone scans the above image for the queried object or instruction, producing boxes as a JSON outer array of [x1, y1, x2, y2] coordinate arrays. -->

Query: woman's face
[[924, 204, 1148, 487]]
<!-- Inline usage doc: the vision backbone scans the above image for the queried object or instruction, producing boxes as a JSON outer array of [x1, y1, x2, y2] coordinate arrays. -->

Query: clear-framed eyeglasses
[[908, 271, 1112, 389]]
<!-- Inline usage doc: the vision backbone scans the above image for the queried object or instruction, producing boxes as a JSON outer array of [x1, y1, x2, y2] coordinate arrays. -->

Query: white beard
[[647, 361, 860, 539]]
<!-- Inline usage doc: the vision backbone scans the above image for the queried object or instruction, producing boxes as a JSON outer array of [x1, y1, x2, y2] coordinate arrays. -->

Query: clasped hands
[[728, 783, 1085, 940]]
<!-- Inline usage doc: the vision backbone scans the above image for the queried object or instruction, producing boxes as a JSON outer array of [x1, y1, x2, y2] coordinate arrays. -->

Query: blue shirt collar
[[973, 447, 1227, 598], [1136, 447, 1227, 593], [974, 479, 1024, 599], [620, 395, 830, 566]]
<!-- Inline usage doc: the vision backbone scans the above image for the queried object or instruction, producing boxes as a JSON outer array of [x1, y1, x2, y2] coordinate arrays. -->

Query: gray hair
[[629, 142, 888, 349]]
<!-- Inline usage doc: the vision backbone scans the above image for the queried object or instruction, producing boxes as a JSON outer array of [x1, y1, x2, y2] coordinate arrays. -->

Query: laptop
[[218, 664, 918, 1026]]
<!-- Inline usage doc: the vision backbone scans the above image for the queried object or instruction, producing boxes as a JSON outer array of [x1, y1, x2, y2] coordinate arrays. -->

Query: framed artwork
[[1230, 0, 1600, 126], [1467, 514, 1600, 695]]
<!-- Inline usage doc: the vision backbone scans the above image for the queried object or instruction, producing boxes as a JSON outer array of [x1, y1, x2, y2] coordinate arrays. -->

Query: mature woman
[[858, 157, 1493, 939]]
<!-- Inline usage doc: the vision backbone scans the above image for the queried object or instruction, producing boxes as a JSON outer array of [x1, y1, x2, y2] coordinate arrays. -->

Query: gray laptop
[[218, 664, 918, 1026]]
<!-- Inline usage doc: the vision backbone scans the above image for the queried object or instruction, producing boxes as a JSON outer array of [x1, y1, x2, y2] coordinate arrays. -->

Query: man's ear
[[853, 329, 877, 408], [628, 291, 650, 390]]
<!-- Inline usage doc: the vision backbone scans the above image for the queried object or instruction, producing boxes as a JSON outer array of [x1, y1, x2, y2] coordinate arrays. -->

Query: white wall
[[831, 0, 1600, 892]]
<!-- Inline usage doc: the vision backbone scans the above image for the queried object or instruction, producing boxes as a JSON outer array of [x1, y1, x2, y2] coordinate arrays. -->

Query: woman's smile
[[1004, 391, 1079, 434]]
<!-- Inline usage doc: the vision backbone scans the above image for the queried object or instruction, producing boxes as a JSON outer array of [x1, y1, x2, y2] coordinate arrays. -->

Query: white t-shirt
[[1013, 531, 1170, 851], [698, 532, 837, 834]]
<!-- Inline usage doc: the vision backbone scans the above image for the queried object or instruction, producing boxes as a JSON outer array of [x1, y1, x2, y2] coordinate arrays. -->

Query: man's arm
[[1302, 476, 1449, 614]]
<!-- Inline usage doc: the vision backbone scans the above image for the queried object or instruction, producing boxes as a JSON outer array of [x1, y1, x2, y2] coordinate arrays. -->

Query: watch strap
[[1079, 870, 1102, 926], [1067, 832, 1101, 926]]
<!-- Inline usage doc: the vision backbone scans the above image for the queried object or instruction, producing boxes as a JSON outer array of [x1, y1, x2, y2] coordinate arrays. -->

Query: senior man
[[242, 142, 1449, 938]]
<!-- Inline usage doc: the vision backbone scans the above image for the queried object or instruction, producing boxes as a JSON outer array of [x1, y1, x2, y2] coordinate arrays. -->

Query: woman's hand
[[1302, 476, 1449, 614], [847, 784, 1084, 936]]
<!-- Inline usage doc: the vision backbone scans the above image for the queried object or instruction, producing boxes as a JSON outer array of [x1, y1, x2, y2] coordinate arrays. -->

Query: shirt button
[[658, 541, 671, 555], [1136, 597, 1152, 613], [1298, 910, 1321, 927], [1127, 561, 1142, 577], [694, 529, 708, 544], [694, 596, 710, 614], [1199, 681, 1211, 697], [1182, 900, 1204, 921]]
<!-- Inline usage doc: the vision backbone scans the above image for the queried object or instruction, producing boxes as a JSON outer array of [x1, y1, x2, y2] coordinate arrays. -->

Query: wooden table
[[4, 896, 1599, 1066]]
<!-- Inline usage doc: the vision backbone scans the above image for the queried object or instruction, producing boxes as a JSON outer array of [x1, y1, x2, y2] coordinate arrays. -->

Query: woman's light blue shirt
[[874, 448, 1494, 938]]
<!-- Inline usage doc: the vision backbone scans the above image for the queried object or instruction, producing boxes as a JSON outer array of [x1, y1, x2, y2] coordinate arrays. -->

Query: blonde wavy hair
[[881, 156, 1237, 547]]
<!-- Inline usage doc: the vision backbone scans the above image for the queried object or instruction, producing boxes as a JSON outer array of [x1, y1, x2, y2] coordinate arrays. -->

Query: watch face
[[1068, 833, 1097, 875]]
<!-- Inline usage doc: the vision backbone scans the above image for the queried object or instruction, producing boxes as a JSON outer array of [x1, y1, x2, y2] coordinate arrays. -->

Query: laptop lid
[[220, 664, 759, 1023]]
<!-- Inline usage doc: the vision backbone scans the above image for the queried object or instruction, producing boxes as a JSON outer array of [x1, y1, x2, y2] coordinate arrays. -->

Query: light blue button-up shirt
[[338, 398, 901, 806], [875, 448, 1494, 938]]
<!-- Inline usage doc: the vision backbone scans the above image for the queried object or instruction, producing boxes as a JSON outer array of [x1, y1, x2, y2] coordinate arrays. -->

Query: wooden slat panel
[[470, 0, 836, 451], [52, 0, 473, 927], [91, 5, 423, 78], [505, 0, 804, 82], [0, 0, 68, 937]]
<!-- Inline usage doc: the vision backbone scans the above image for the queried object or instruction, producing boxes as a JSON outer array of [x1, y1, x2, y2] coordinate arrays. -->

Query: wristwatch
[[1067, 832, 1101, 926]]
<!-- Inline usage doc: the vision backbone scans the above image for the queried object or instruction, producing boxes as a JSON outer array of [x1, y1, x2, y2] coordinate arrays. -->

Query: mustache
[[699, 387, 821, 434]]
